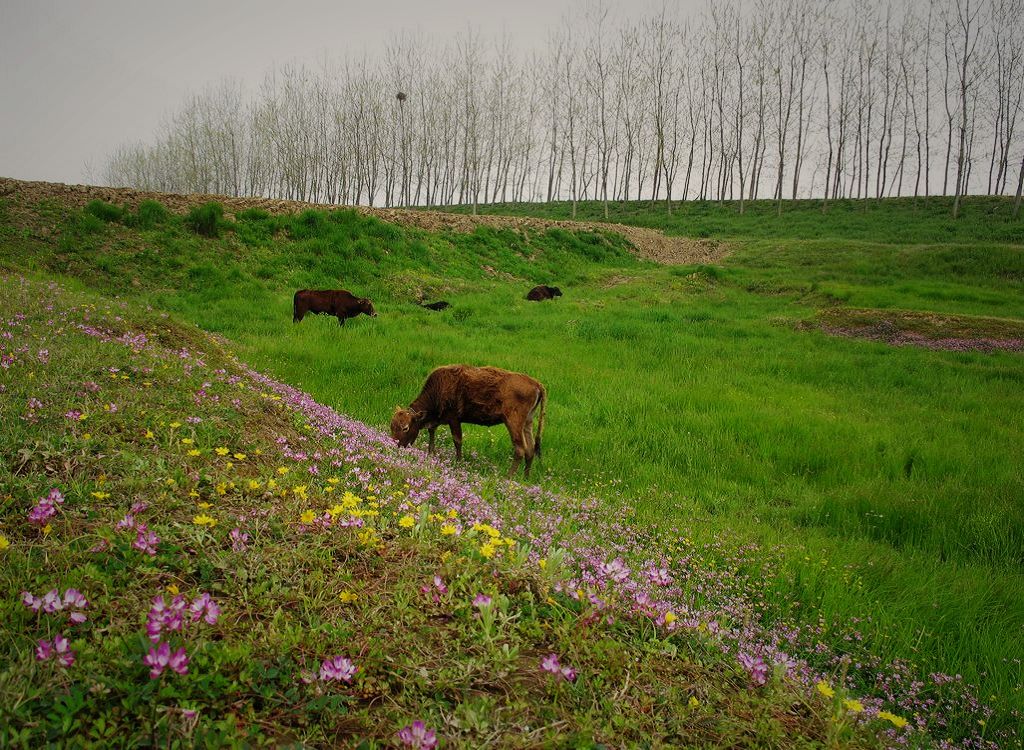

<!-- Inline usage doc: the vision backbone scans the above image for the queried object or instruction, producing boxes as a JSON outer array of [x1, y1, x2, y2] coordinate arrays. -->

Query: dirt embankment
[[0, 177, 727, 265], [808, 307, 1024, 353]]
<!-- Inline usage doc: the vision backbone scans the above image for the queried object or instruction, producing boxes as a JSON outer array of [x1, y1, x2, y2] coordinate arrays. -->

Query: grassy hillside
[[2, 190, 1023, 745], [2, 276, 890, 747]]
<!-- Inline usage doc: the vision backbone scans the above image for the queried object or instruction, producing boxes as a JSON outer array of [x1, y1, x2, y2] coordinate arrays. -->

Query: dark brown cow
[[390, 365, 546, 478], [526, 285, 563, 301], [420, 300, 451, 311], [293, 289, 377, 326]]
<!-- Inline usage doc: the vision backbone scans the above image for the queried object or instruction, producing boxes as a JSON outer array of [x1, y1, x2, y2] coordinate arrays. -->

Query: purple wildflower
[[36, 634, 74, 667], [189, 593, 221, 625], [472, 593, 492, 609], [319, 655, 358, 683], [144, 642, 189, 679], [133, 529, 159, 556], [147, 595, 187, 642], [229, 527, 249, 552], [600, 557, 630, 584], [27, 488, 64, 525], [738, 651, 770, 686], [396, 720, 438, 749]]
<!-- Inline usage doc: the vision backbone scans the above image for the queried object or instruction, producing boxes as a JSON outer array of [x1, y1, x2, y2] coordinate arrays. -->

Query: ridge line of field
[[0, 177, 727, 266]]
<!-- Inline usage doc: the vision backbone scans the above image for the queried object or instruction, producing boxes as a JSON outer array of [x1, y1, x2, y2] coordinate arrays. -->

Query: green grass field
[[2, 192, 1023, 741]]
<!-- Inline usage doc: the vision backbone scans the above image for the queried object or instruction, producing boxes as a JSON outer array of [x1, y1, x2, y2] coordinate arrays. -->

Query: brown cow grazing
[[293, 289, 377, 326], [391, 365, 546, 478], [526, 285, 563, 301]]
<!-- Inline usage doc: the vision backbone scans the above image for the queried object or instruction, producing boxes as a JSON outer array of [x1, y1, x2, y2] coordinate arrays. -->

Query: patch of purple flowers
[[22, 587, 88, 624], [27, 488, 64, 525]]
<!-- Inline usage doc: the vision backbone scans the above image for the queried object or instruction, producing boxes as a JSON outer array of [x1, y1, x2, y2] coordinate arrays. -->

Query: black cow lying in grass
[[526, 285, 562, 301], [391, 364, 546, 478], [293, 289, 377, 326], [420, 301, 451, 311]]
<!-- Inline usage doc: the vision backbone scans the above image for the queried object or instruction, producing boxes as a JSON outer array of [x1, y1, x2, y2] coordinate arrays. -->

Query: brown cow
[[390, 365, 546, 478], [526, 285, 563, 301], [293, 289, 377, 326]]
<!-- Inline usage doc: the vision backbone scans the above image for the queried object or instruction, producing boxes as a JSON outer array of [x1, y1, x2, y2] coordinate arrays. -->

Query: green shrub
[[134, 199, 170, 229], [85, 200, 124, 223], [186, 202, 224, 238]]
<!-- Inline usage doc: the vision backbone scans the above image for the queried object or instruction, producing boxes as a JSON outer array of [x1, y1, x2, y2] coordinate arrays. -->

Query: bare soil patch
[[809, 307, 1024, 353], [0, 177, 728, 266]]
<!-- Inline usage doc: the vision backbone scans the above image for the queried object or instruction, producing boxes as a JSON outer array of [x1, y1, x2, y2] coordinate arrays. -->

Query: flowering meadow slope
[[0, 274, 1006, 749]]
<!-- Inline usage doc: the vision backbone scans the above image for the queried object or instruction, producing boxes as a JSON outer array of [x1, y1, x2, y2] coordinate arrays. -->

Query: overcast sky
[[0, 0, 679, 185]]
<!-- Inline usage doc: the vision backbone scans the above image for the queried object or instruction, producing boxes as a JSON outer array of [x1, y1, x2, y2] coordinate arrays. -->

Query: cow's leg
[[522, 419, 536, 478], [449, 421, 463, 460], [337, 315, 346, 326], [505, 417, 528, 478], [428, 426, 437, 453]]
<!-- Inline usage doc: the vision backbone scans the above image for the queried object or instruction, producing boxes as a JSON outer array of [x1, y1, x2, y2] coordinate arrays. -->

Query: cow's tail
[[534, 385, 546, 459], [293, 291, 303, 323]]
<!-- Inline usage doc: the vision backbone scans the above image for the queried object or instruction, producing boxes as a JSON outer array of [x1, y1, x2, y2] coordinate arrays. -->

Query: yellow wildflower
[[688, 696, 700, 708], [327, 477, 340, 484], [293, 485, 308, 500], [193, 514, 217, 527], [197, 502, 213, 509], [42, 523, 53, 536], [480, 542, 497, 559], [538, 558, 547, 570], [181, 438, 194, 445], [664, 611, 678, 626], [188, 489, 199, 498], [91, 491, 110, 500], [440, 550, 452, 563], [247, 480, 261, 490], [145, 430, 155, 439], [358, 529, 379, 547], [878, 711, 908, 728], [324, 485, 335, 493], [225, 461, 234, 469], [169, 422, 182, 428], [441, 524, 457, 536], [215, 447, 229, 456], [78, 413, 88, 421], [447, 509, 458, 518], [843, 699, 864, 713], [267, 479, 278, 490], [167, 584, 179, 595], [816, 681, 835, 699], [83, 433, 91, 440], [0, 535, 10, 552], [339, 591, 359, 604], [216, 482, 228, 496], [276, 467, 289, 475], [300, 510, 316, 524], [233, 453, 246, 461], [187, 449, 201, 457], [398, 515, 415, 528]]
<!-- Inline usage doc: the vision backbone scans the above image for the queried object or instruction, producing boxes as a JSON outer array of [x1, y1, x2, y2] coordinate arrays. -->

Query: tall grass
[[2, 195, 1023, 730]]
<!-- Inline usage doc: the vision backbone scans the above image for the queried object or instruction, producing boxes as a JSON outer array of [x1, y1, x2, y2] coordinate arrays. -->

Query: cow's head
[[390, 407, 422, 446], [359, 298, 378, 317], [550, 287, 563, 297]]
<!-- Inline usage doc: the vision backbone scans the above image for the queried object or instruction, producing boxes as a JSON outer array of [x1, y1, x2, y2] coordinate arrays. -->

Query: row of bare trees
[[105, 0, 1024, 217]]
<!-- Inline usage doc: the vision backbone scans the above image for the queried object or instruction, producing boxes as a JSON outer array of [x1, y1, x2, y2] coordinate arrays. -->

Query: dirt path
[[0, 177, 727, 265]]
